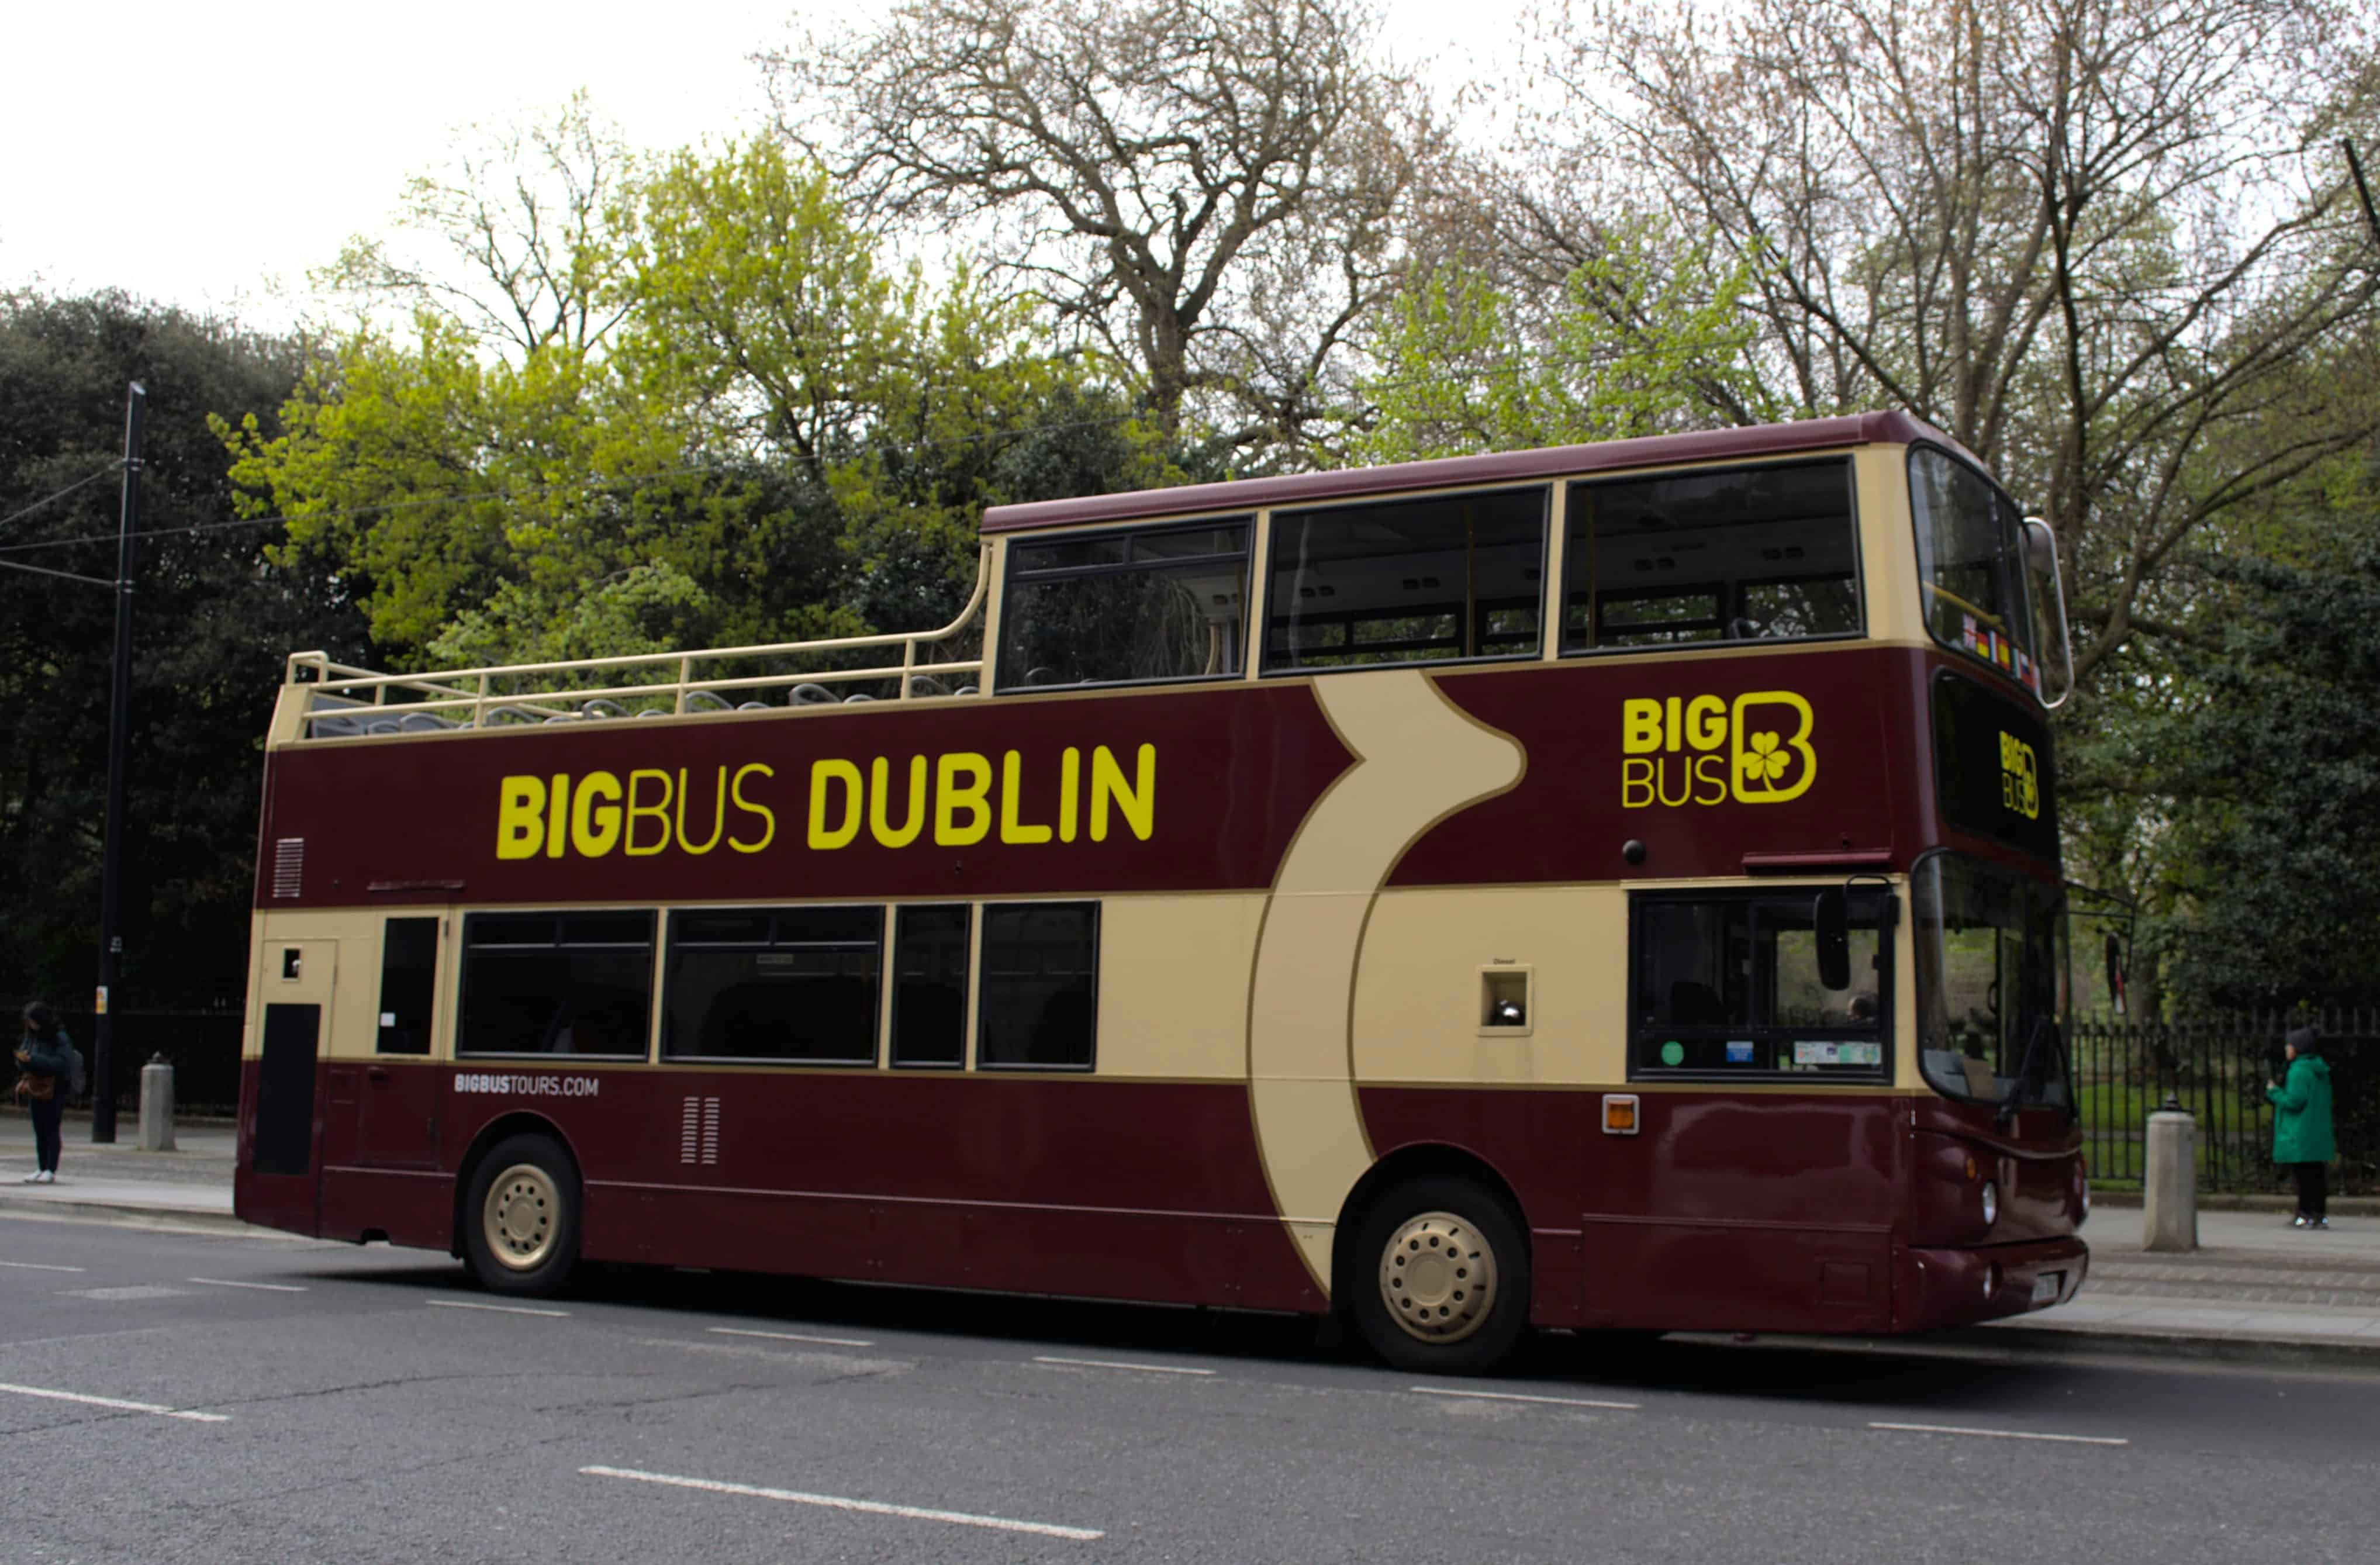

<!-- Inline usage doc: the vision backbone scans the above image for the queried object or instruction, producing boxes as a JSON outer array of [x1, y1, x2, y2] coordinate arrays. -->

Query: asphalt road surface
[[2, 1213, 2374, 1564]]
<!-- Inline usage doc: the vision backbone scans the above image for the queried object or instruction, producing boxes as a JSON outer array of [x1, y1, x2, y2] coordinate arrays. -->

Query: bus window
[[663, 907, 882, 1065], [890, 904, 972, 1069], [998, 521, 1251, 690], [977, 902, 1099, 1070], [1263, 487, 1546, 671], [375, 916, 438, 1055], [458, 911, 655, 1059], [1565, 459, 1859, 651], [1629, 890, 1890, 1081]]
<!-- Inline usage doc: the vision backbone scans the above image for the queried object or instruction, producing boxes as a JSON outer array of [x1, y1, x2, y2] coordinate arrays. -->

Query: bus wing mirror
[[2021, 516, 2057, 576], [1814, 887, 1851, 991], [2105, 931, 2127, 1016]]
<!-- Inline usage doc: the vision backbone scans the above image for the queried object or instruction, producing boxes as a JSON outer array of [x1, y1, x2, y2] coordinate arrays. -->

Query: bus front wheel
[[462, 1134, 581, 1298], [1346, 1178, 1530, 1375]]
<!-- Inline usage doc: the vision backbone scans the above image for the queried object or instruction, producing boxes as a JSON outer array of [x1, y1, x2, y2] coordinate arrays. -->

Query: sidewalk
[[0, 1117, 239, 1229]]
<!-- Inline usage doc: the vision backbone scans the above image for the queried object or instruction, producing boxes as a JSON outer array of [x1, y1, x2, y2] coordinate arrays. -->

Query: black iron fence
[[2, 998, 244, 1118], [2069, 1008, 2376, 1194]]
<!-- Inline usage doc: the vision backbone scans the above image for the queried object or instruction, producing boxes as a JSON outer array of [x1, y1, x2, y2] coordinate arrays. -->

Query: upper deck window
[[1564, 459, 1860, 652], [998, 520, 1251, 692], [1263, 488, 1546, 672], [1909, 447, 2045, 693]]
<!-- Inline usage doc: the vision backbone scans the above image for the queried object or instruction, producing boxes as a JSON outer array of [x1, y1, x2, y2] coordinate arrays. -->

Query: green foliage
[[1353, 223, 1774, 463]]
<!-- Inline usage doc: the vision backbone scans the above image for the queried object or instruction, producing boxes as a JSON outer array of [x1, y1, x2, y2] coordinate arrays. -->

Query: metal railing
[[2068, 1008, 2374, 1193], [286, 548, 991, 738]]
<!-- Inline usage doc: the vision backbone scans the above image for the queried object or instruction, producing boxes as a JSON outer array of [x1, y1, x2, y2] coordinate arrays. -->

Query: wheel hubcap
[[483, 1163, 558, 1272], [1379, 1210, 1497, 1344]]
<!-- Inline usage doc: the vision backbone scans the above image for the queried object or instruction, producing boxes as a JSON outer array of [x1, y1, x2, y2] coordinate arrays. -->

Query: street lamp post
[[92, 381, 144, 1143]]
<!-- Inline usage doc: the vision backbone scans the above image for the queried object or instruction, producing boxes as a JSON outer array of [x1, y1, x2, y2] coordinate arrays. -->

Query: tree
[[768, 0, 1439, 461], [1535, 0, 2380, 686], [0, 291, 367, 1009]]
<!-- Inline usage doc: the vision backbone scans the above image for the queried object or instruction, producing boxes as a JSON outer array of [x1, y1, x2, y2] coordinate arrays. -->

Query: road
[[2, 1213, 2374, 1564]]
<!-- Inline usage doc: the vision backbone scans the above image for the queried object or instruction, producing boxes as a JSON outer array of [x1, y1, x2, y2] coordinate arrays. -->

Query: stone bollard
[[138, 1053, 175, 1152], [2143, 1096, 2196, 1253]]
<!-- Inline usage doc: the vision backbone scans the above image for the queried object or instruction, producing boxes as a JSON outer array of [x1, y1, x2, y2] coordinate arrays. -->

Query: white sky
[[1, 1, 1537, 326]]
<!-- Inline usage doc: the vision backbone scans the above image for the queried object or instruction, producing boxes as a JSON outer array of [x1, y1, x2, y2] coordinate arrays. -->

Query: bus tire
[[461, 1134, 581, 1298], [1346, 1177, 1530, 1376]]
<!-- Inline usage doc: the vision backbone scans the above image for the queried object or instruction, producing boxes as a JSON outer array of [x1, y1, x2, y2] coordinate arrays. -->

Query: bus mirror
[[1814, 887, 1851, 991], [2104, 931, 2127, 1016], [2021, 516, 2057, 577]]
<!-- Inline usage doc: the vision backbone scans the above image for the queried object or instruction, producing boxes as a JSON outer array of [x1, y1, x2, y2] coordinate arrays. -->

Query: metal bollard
[[2143, 1094, 2196, 1253], [138, 1053, 175, 1152]]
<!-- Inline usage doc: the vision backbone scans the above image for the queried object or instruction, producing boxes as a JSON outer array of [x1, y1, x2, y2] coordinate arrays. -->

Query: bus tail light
[[1602, 1095, 1640, 1135]]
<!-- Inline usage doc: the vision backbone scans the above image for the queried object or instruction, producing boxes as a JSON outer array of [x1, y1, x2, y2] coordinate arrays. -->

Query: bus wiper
[[1996, 1016, 2057, 1128]]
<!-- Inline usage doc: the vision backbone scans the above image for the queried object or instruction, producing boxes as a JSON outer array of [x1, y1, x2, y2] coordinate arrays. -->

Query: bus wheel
[[462, 1134, 581, 1297], [1347, 1179, 1530, 1375]]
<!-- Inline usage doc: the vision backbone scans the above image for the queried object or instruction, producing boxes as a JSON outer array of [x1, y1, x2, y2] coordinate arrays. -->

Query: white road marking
[[1032, 1355, 1217, 1376], [1870, 1421, 2128, 1447], [707, 1326, 875, 1348], [0, 1260, 85, 1273], [580, 1466, 1103, 1541], [64, 1285, 191, 1301], [188, 1277, 306, 1293], [427, 1298, 568, 1318], [0, 1381, 227, 1423], [1410, 1386, 1640, 1411]]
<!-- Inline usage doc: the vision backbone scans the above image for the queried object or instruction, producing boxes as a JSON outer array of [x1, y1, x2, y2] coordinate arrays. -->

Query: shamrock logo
[[1740, 730, 1793, 792]]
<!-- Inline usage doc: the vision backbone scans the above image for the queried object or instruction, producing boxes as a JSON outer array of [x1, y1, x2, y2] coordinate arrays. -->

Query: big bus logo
[[1999, 731, 2040, 820], [1619, 692, 1818, 807]]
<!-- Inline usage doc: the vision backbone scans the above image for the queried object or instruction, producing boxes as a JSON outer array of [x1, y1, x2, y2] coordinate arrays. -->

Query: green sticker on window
[[1660, 1040, 1685, 1066]]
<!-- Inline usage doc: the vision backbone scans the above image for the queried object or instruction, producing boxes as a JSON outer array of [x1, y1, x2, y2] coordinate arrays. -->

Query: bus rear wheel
[[1346, 1178, 1530, 1375], [462, 1134, 581, 1298]]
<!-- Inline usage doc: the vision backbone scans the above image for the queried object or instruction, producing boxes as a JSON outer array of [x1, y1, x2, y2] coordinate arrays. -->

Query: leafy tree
[[0, 291, 367, 1009]]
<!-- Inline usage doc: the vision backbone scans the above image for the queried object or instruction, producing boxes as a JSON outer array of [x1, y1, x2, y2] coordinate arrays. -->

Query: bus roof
[[980, 410, 1967, 534]]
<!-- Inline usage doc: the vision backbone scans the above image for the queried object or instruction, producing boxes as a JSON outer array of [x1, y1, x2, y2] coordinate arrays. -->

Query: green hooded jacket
[[2266, 1055, 2335, 1165]]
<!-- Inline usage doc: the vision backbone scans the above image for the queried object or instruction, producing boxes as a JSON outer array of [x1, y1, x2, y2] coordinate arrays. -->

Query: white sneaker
[[33, 1170, 54, 1184], [18, 1171, 40, 1184]]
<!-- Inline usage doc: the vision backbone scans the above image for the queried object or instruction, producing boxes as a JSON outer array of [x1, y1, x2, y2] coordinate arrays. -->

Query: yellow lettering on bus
[[625, 769, 674, 854], [1621, 756, 1655, 808], [1692, 752, 1729, 806], [1058, 746, 1081, 843], [1000, 751, 1053, 844], [1621, 699, 1663, 755], [869, 756, 927, 848], [675, 766, 726, 855], [1730, 692, 1817, 803], [728, 763, 775, 853], [545, 772, 570, 859], [1685, 695, 1728, 751], [808, 759, 862, 849], [571, 771, 623, 857], [497, 775, 545, 859], [935, 752, 992, 845], [1090, 743, 1155, 842]]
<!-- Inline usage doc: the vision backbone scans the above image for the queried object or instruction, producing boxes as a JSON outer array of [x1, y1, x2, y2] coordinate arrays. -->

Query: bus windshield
[[1909, 448, 2049, 696], [1913, 852, 2072, 1113]]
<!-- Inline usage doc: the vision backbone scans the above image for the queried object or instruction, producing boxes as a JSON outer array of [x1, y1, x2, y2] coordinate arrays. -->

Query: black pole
[[93, 381, 144, 1144]]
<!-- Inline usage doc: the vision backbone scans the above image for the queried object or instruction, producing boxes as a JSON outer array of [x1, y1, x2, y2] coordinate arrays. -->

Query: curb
[[2088, 1191, 2380, 1217], [0, 1191, 261, 1237]]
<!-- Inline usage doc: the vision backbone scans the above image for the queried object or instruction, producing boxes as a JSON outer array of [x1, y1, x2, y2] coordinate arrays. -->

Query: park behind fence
[[2069, 1009, 2375, 1194]]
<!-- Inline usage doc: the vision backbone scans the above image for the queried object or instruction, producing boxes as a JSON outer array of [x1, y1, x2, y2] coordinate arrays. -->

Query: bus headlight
[[1980, 1180, 1999, 1229]]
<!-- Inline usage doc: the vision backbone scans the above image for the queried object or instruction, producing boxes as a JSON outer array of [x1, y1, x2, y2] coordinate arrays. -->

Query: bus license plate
[[2030, 1273, 2062, 1306]]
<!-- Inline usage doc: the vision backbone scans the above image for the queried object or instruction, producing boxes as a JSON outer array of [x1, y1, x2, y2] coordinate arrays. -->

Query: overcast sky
[[2, 1, 1535, 326]]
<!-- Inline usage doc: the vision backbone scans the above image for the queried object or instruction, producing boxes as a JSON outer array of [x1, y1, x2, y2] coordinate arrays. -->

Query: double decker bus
[[235, 411, 2088, 1373]]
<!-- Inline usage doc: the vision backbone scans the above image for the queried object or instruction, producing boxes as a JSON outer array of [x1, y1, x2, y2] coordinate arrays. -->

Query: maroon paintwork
[[240, 593, 2087, 1335]]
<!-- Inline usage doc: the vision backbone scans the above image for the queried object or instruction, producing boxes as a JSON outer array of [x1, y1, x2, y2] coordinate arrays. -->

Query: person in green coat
[[2266, 1027, 2336, 1230]]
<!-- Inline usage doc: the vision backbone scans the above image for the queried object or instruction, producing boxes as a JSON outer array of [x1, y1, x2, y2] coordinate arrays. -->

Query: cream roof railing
[[286, 550, 990, 740]]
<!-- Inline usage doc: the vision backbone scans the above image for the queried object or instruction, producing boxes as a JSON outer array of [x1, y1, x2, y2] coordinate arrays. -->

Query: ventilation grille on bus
[[271, 838, 305, 899], [679, 1096, 720, 1166]]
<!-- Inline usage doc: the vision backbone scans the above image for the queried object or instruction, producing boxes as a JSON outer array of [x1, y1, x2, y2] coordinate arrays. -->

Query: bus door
[[350, 915, 443, 1169], [239, 935, 338, 1235]]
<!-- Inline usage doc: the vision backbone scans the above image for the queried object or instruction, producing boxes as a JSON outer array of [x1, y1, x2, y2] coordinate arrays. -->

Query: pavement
[[2, 1112, 2375, 1369]]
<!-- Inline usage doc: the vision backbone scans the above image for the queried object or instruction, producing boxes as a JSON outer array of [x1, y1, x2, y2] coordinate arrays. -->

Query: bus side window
[[977, 902, 1099, 1071], [1629, 892, 1889, 1082], [997, 521, 1251, 691], [890, 904, 971, 1069], [662, 907, 882, 1065], [458, 911, 656, 1059], [375, 916, 439, 1055], [1264, 487, 1546, 671]]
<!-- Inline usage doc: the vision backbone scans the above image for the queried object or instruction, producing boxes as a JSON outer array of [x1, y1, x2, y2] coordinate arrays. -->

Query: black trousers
[[29, 1093, 62, 1173], [2292, 1160, 2327, 1221]]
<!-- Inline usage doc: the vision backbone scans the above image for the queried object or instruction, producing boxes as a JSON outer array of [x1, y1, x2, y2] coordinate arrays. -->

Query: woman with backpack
[[13, 1001, 78, 1184], [2267, 1026, 2337, 1230]]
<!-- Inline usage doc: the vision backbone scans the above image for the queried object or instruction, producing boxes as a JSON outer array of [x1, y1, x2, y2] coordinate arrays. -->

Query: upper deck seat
[[790, 684, 838, 706]]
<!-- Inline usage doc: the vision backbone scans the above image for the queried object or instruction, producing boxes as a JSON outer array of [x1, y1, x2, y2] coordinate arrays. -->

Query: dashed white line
[[427, 1298, 568, 1318], [188, 1277, 307, 1293], [1410, 1386, 1640, 1411], [579, 1466, 1103, 1540], [707, 1326, 875, 1348], [0, 1260, 85, 1273], [0, 1381, 227, 1423], [1032, 1355, 1218, 1377], [1870, 1421, 2129, 1446]]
